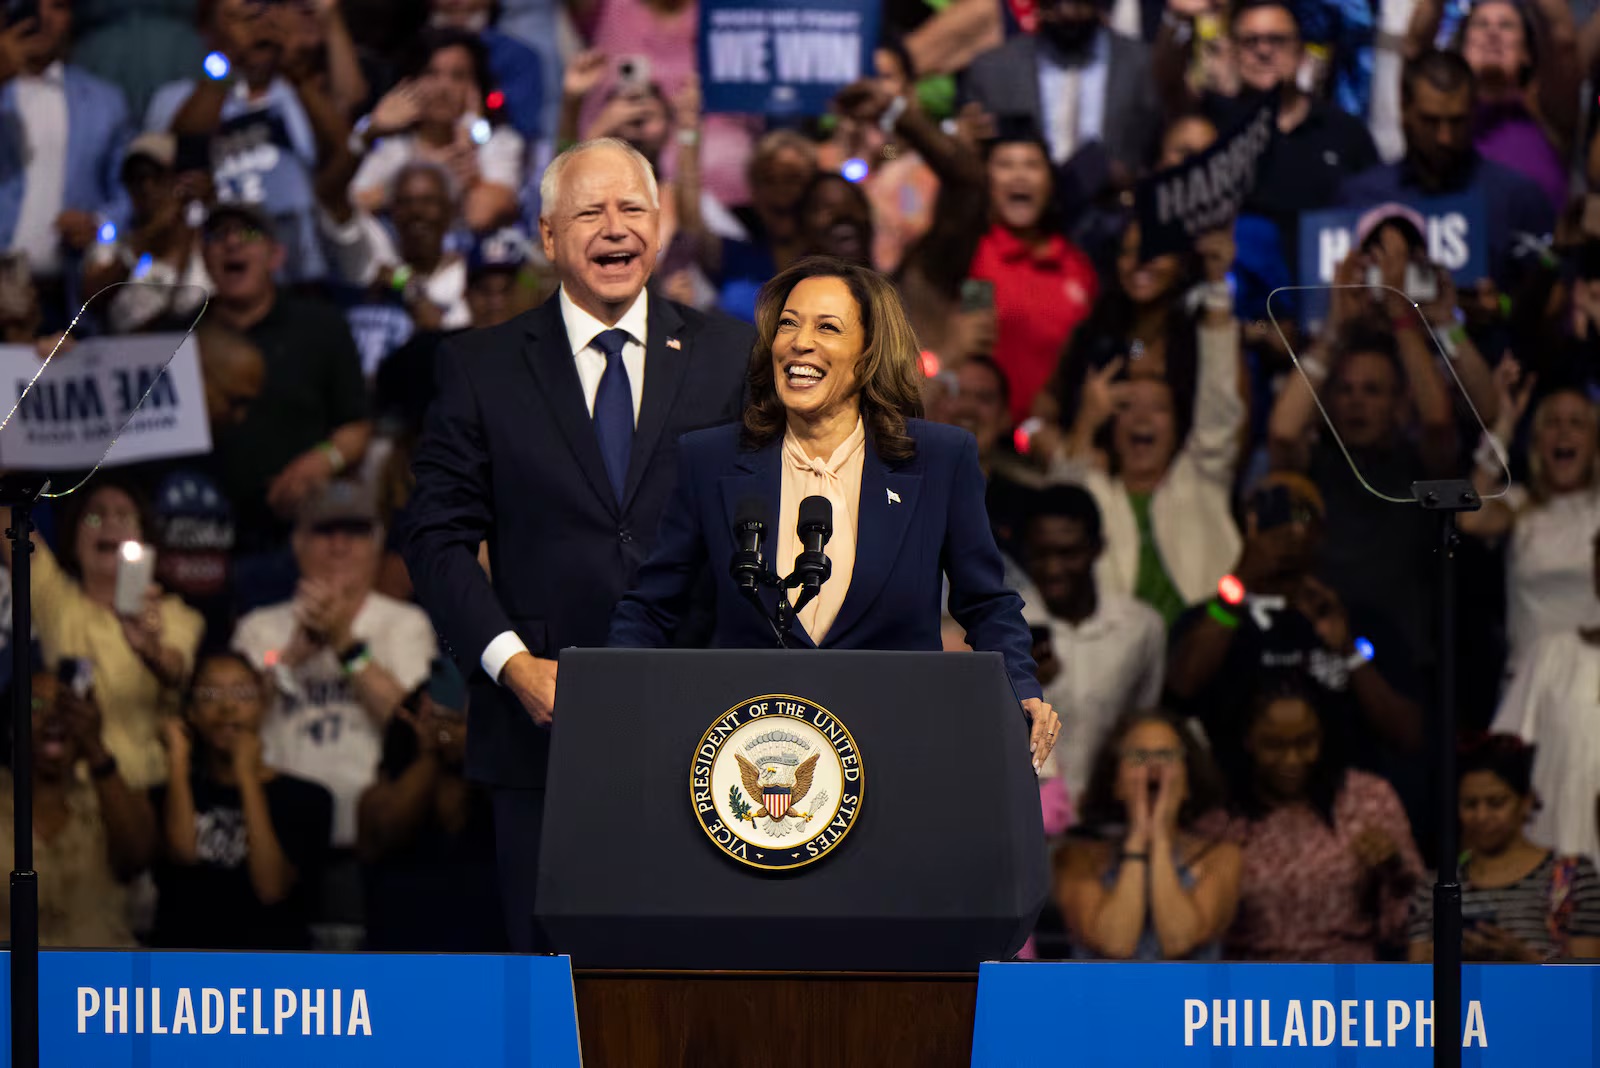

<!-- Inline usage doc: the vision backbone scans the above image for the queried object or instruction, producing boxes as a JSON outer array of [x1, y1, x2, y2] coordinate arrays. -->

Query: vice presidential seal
[[689, 694, 863, 870]]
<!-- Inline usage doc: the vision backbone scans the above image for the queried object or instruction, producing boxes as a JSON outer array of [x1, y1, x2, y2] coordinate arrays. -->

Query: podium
[[535, 649, 1048, 972]]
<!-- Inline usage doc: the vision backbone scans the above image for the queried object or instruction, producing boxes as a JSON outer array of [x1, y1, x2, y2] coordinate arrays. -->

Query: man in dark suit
[[402, 137, 752, 950], [961, 0, 1161, 180]]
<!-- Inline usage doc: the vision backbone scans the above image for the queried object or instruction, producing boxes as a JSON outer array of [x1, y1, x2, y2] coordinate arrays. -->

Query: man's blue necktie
[[590, 328, 633, 503]]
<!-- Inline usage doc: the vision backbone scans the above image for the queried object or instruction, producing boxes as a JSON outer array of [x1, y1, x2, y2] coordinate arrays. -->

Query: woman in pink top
[[571, 0, 757, 205], [1222, 675, 1424, 961]]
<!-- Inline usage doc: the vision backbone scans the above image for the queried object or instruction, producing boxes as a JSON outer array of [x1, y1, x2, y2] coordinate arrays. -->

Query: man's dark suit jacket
[[607, 419, 1043, 703], [961, 30, 1161, 179], [402, 292, 753, 788]]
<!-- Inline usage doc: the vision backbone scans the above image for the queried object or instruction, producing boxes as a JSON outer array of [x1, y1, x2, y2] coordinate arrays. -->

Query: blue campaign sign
[[698, 0, 881, 116], [0, 951, 581, 1067], [1292, 192, 1487, 329], [970, 962, 1600, 1066]]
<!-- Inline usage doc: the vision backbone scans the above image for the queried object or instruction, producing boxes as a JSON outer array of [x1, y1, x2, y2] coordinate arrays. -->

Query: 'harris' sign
[[1292, 192, 1486, 330]]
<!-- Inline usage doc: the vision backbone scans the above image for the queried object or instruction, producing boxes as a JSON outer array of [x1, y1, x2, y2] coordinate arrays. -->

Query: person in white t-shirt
[[232, 481, 436, 942], [1022, 483, 1165, 809]]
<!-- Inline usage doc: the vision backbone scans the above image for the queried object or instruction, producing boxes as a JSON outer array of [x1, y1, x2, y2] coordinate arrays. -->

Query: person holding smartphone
[[0, 480, 204, 789], [347, 28, 523, 234], [0, 668, 156, 947], [357, 660, 503, 951], [81, 133, 211, 335], [1166, 474, 1428, 835], [1409, 734, 1600, 962]]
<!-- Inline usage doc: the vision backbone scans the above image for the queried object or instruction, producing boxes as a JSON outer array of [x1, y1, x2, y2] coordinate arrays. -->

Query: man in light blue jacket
[[0, 0, 132, 319]]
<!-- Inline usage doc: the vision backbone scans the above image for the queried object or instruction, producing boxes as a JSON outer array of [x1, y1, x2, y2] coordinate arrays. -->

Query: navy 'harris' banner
[[698, 0, 880, 116], [0, 951, 582, 1067], [1135, 96, 1277, 262], [1292, 192, 1487, 330], [970, 962, 1600, 1066]]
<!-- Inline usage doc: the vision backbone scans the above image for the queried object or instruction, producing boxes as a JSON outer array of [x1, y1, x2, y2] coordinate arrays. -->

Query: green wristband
[[1207, 600, 1240, 629]]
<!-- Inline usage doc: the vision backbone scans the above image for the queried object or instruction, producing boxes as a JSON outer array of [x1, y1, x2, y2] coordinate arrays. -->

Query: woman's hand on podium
[[502, 652, 559, 727], [1022, 697, 1060, 775]]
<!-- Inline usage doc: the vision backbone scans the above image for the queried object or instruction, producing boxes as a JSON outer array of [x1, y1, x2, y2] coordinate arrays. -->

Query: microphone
[[789, 495, 833, 613], [731, 497, 790, 649], [731, 497, 768, 593]]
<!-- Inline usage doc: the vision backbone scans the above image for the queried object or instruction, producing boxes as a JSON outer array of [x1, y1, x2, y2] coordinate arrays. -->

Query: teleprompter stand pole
[[1413, 479, 1479, 1068], [2, 473, 48, 1068]]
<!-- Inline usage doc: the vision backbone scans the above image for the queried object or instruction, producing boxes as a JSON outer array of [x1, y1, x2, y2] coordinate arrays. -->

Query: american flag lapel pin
[[666, 337, 681, 350], [886, 488, 901, 505]]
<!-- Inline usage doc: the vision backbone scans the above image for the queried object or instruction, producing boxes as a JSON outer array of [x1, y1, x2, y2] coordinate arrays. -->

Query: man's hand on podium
[[502, 652, 559, 727], [1022, 697, 1060, 775]]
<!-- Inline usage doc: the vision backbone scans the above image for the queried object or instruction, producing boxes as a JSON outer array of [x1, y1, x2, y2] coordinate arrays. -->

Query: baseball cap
[[298, 481, 379, 531], [468, 226, 532, 279], [123, 132, 176, 172], [203, 201, 275, 238]]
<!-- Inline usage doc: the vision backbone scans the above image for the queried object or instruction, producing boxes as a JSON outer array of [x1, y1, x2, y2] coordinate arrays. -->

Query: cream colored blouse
[[776, 418, 865, 644]]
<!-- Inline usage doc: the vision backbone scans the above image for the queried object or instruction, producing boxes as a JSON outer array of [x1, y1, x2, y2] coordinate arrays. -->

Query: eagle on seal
[[735, 751, 820, 824]]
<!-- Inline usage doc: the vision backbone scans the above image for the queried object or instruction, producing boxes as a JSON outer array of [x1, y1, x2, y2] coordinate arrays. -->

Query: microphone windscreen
[[798, 495, 833, 537], [735, 496, 767, 531]]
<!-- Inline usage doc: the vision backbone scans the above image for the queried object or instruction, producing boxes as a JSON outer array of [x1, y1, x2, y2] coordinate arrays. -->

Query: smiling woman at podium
[[608, 255, 1060, 770]]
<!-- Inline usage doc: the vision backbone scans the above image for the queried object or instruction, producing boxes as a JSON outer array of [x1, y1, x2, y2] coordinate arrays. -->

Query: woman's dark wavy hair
[[1231, 671, 1351, 828], [404, 28, 499, 117], [1076, 708, 1228, 835], [54, 476, 155, 583], [741, 256, 925, 464], [1047, 210, 1202, 453], [1459, 732, 1536, 797]]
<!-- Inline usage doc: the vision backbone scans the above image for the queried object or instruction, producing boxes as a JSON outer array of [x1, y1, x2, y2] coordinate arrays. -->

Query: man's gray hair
[[538, 137, 660, 220]]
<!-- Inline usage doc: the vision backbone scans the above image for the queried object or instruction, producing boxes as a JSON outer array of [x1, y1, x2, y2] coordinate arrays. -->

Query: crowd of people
[[3, 0, 1600, 961]]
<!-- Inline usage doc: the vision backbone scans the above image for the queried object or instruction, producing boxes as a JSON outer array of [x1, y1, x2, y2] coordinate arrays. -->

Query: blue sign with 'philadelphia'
[[971, 962, 1600, 1066], [698, 0, 880, 116], [0, 951, 581, 1067]]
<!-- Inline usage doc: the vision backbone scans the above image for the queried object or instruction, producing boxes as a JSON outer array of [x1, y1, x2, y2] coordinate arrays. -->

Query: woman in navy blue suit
[[609, 256, 1060, 771]]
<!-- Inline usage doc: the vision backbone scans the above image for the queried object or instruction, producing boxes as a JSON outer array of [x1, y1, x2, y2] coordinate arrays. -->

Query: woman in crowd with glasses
[[1054, 709, 1240, 960], [150, 652, 332, 950], [1223, 674, 1423, 961]]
